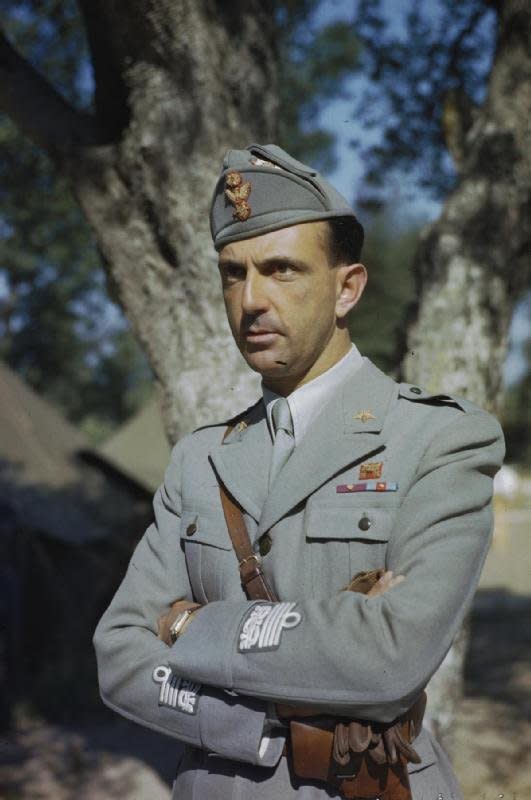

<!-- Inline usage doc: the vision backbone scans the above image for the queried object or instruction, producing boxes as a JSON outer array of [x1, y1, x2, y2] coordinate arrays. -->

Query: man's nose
[[241, 270, 269, 315]]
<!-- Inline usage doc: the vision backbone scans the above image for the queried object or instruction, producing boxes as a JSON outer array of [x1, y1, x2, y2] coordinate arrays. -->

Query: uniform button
[[358, 515, 371, 532], [409, 386, 422, 395], [258, 533, 272, 556], [186, 522, 197, 536]]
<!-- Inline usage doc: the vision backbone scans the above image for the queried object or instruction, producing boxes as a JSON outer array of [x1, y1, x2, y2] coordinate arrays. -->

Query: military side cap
[[210, 143, 363, 250]]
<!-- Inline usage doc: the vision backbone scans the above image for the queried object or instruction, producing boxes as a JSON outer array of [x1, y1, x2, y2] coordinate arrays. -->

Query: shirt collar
[[262, 343, 365, 445]]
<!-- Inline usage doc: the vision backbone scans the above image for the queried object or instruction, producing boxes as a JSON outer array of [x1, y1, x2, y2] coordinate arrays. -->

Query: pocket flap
[[305, 504, 394, 542], [180, 510, 233, 550]]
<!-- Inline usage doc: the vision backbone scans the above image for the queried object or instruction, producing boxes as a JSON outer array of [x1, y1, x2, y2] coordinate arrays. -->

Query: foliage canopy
[[3, 0, 525, 440]]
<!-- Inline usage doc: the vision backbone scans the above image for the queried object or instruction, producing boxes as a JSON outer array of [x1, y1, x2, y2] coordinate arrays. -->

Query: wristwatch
[[169, 605, 201, 644]]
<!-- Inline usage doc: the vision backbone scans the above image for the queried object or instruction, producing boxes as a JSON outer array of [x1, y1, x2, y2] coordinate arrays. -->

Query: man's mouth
[[244, 328, 279, 343]]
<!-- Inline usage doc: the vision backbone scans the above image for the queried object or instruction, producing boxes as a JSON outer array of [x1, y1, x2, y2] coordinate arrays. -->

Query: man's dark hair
[[325, 216, 364, 266]]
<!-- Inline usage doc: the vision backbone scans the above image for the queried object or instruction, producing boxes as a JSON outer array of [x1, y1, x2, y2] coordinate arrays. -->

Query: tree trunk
[[1, 0, 279, 442], [401, 0, 530, 408], [399, 0, 531, 755]]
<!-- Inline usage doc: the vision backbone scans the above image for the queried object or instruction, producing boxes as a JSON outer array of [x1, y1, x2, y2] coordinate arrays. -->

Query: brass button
[[258, 533, 272, 556], [186, 522, 197, 536], [409, 386, 422, 395], [358, 515, 371, 532]]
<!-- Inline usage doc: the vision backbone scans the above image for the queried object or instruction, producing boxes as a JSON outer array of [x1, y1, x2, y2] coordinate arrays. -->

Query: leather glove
[[333, 719, 422, 766]]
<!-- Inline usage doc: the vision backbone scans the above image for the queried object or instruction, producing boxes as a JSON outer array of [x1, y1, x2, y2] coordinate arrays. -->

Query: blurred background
[[0, 0, 529, 798]]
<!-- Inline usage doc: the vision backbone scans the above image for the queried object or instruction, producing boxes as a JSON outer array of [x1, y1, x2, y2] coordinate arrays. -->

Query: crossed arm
[[93, 410, 504, 764], [156, 570, 403, 721]]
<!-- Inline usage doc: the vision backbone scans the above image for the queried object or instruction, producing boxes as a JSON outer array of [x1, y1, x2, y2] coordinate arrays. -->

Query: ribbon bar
[[336, 480, 399, 493]]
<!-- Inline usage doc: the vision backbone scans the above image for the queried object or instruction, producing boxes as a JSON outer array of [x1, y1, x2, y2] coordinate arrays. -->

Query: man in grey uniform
[[94, 143, 505, 799]]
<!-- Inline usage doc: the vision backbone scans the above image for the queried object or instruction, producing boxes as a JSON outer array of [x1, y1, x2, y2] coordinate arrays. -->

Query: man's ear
[[335, 263, 367, 319]]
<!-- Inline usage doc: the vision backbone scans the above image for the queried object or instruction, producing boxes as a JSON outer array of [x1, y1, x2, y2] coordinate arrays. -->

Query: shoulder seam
[[416, 409, 501, 472]]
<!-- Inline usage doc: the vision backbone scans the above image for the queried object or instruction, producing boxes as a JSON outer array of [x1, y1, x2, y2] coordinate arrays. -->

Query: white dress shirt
[[262, 342, 365, 445]]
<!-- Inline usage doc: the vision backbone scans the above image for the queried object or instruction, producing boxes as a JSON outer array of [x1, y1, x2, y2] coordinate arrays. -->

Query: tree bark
[[401, 0, 530, 408], [78, 0, 281, 442], [399, 0, 531, 755], [1, 0, 279, 442]]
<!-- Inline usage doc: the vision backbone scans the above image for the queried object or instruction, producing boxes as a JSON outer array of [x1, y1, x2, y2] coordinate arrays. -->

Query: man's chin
[[243, 349, 291, 377]]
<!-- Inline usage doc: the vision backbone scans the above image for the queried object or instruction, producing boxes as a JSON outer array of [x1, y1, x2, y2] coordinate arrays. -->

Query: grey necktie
[[269, 397, 295, 487]]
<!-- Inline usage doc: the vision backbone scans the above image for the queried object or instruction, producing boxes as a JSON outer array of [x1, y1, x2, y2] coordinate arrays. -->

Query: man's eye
[[221, 266, 245, 283], [274, 264, 296, 278]]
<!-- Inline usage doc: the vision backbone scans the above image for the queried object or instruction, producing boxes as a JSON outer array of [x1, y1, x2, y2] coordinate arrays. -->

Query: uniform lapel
[[209, 399, 272, 523], [258, 359, 396, 535]]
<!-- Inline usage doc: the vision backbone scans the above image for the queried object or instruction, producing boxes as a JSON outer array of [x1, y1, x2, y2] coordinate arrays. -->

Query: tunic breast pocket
[[305, 503, 397, 597], [179, 510, 234, 604]]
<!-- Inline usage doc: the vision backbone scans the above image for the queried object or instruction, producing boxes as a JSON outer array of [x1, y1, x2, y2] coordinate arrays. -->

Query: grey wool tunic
[[94, 355, 505, 800]]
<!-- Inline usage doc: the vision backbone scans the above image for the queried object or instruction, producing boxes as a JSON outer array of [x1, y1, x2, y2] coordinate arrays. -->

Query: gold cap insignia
[[225, 171, 252, 222], [353, 410, 376, 423]]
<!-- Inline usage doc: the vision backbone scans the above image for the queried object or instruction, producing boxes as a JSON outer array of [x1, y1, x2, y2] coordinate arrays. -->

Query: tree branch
[[0, 28, 100, 165], [444, 6, 486, 85], [76, 0, 131, 139]]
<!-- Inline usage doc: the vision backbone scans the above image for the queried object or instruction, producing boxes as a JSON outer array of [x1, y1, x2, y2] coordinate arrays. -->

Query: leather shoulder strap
[[219, 424, 279, 603]]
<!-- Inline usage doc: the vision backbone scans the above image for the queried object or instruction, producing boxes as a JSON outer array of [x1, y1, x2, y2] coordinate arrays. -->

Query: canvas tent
[[94, 395, 170, 494], [0, 362, 146, 543], [0, 363, 155, 721]]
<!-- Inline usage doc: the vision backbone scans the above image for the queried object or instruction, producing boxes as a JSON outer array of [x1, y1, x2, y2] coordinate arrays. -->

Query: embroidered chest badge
[[238, 602, 301, 653], [152, 666, 201, 714], [225, 171, 252, 221], [359, 461, 383, 480]]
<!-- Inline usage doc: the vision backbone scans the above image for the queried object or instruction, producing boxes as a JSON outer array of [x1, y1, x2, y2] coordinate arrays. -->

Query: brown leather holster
[[219, 430, 424, 800], [288, 690, 426, 799]]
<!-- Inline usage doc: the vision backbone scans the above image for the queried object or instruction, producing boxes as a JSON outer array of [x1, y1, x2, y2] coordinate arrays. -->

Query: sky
[[310, 0, 529, 387], [312, 0, 442, 218]]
